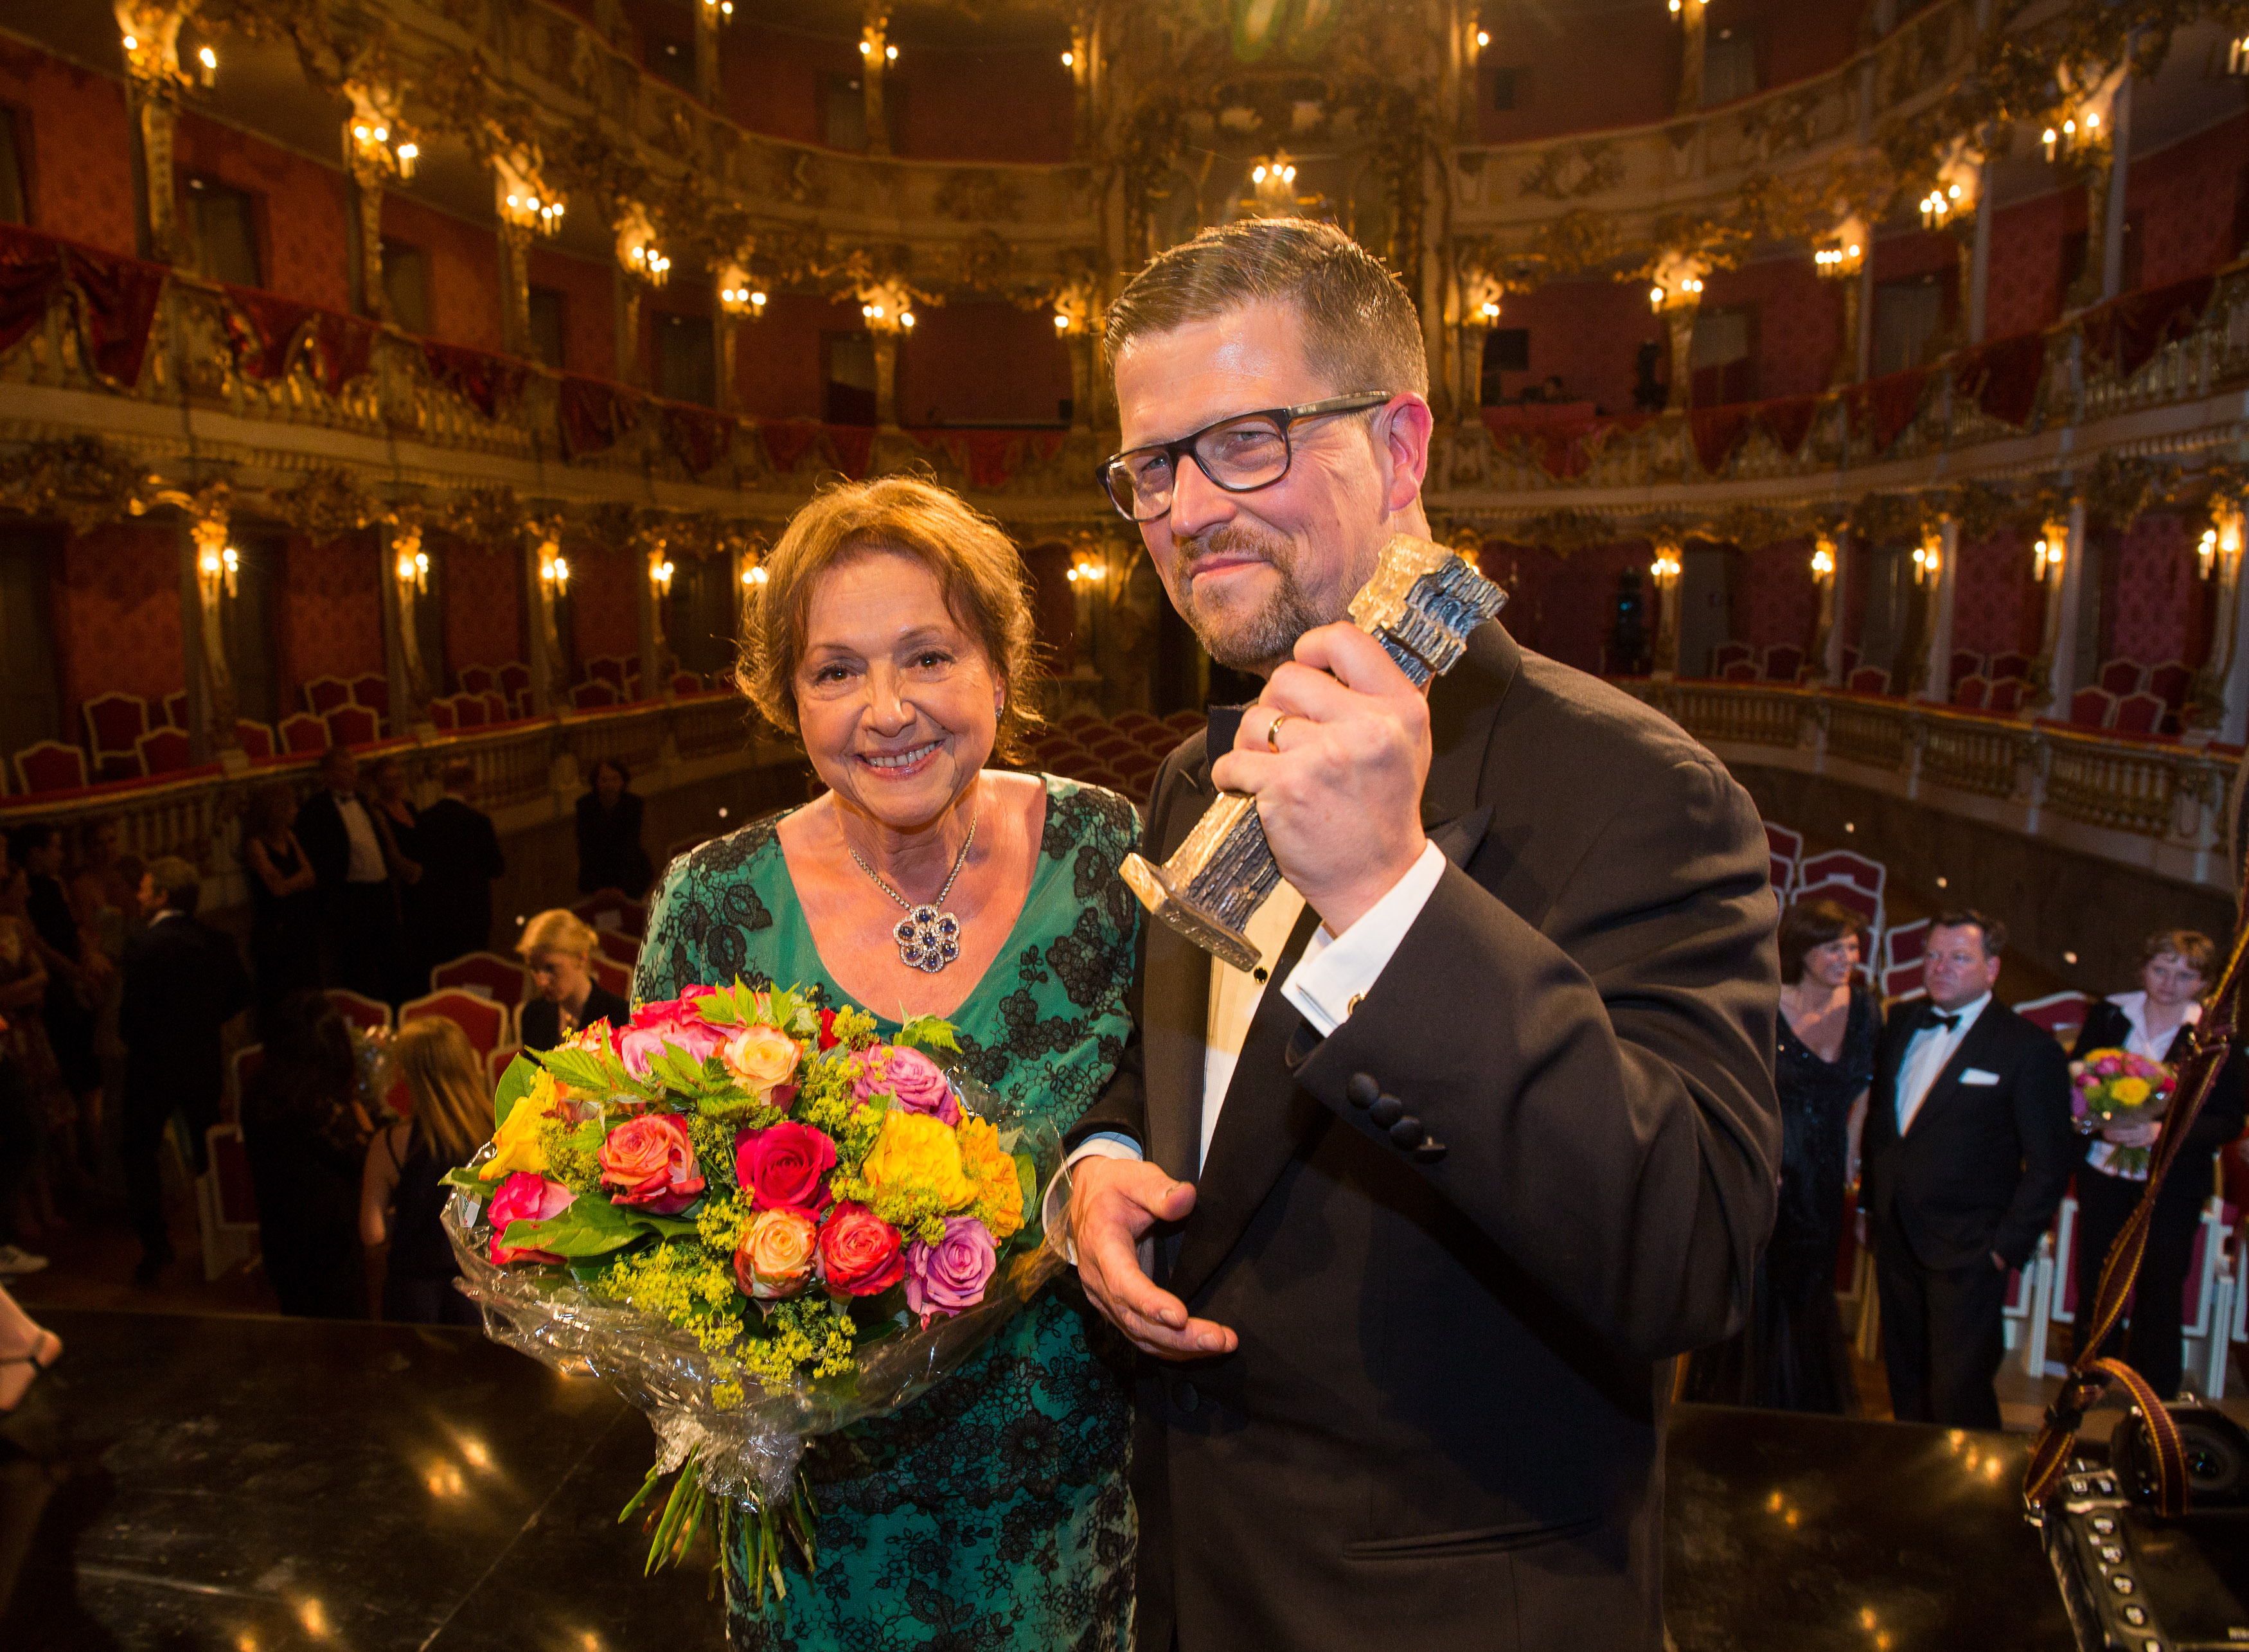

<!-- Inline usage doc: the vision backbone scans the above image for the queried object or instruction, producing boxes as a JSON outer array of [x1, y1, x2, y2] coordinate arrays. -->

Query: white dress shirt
[[1894, 991, 1991, 1135], [2085, 989, 2196, 1181], [335, 793, 387, 884], [1053, 841, 1450, 1246]]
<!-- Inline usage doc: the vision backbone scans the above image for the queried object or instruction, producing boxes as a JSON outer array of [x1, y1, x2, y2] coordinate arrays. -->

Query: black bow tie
[[1917, 1006, 1961, 1034]]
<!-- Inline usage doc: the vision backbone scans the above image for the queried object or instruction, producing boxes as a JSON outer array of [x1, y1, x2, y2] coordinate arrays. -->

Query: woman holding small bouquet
[[2071, 928, 2246, 1398], [637, 476, 1138, 1652]]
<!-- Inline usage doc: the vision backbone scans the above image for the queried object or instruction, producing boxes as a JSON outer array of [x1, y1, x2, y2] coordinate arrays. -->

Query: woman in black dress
[[359, 1015, 487, 1326], [512, 908, 628, 1052], [244, 783, 319, 1033], [2070, 928, 2246, 1399], [573, 759, 652, 898], [241, 991, 370, 1318], [367, 757, 427, 997], [1684, 897, 1876, 1412]]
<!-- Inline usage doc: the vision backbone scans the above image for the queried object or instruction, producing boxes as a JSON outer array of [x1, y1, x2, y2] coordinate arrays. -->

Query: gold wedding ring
[[1263, 710, 1290, 752]]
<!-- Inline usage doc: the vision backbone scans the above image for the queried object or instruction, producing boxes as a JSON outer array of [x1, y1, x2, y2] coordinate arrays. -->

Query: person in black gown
[[1684, 897, 1876, 1412], [243, 783, 319, 1035], [2070, 928, 2247, 1400], [573, 759, 652, 898]]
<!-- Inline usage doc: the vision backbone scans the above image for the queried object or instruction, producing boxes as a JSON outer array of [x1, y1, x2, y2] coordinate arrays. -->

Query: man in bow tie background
[[1860, 910, 2073, 1426]]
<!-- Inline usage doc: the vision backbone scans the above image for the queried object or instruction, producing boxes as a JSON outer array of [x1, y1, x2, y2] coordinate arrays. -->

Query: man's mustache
[[1176, 528, 1283, 574]]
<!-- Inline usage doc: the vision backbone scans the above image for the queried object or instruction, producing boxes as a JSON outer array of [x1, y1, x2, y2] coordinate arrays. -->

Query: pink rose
[[854, 1045, 959, 1126], [817, 1202, 906, 1297], [733, 1207, 819, 1300], [733, 1121, 839, 1216], [487, 1171, 576, 1265], [598, 1112, 706, 1214], [904, 1214, 997, 1328], [618, 990, 729, 1078]]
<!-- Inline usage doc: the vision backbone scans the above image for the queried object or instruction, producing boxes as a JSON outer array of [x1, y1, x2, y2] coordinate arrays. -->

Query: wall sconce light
[[1649, 551, 1682, 583], [860, 300, 914, 332], [197, 44, 217, 86], [2032, 531, 2063, 583], [1067, 555, 1107, 585], [740, 562, 767, 587], [1477, 299, 1501, 324], [349, 113, 420, 182], [650, 554, 675, 598], [1809, 540, 1835, 582], [702, 0, 734, 16], [395, 547, 429, 594], [501, 184, 564, 238], [1475, 26, 1490, 49], [860, 39, 897, 60], [2201, 506, 2243, 581], [199, 544, 239, 601], [1061, 49, 1074, 66], [627, 243, 672, 286], [2230, 35, 2249, 75], [1912, 538, 1942, 585], [720, 284, 766, 317], [540, 554, 571, 594]]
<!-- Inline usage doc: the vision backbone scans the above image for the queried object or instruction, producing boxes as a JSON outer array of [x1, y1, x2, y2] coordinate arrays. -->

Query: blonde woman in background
[[360, 1016, 491, 1327], [513, 908, 629, 1052]]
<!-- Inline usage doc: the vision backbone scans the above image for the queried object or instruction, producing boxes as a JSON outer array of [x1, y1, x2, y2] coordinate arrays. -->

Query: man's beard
[[1170, 526, 1333, 671]]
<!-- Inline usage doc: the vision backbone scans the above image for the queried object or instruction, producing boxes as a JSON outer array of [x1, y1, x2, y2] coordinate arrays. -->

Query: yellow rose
[[481, 1094, 551, 1180], [858, 1110, 976, 1209], [722, 1024, 802, 1095], [956, 1116, 1024, 1241], [2111, 1076, 2152, 1106]]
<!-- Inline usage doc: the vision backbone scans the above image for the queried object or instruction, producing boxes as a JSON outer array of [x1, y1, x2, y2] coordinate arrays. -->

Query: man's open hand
[[1069, 1155, 1238, 1361]]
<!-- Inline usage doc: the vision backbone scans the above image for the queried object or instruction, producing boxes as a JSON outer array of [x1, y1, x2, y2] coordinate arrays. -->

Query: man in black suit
[[293, 745, 402, 1003], [410, 759, 505, 971], [1063, 220, 1779, 1652], [119, 855, 251, 1284], [1860, 910, 2074, 1428]]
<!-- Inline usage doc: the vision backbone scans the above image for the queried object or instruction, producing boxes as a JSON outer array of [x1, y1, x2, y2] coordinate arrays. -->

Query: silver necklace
[[846, 809, 978, 973]]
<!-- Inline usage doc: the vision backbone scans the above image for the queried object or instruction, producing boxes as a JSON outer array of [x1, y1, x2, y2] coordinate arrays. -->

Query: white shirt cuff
[[1042, 1133, 1144, 1263], [1281, 840, 1447, 1037]]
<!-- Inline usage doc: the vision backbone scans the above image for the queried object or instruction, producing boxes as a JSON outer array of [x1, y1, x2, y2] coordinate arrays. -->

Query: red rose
[[733, 1121, 839, 1216], [597, 1112, 705, 1214], [817, 1202, 905, 1297], [817, 1008, 840, 1051]]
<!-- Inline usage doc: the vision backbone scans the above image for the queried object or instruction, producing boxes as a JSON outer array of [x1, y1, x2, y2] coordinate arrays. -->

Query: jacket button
[[1388, 1117, 1426, 1149], [1346, 1073, 1380, 1109], [1411, 1139, 1449, 1165], [1173, 1379, 1199, 1414], [1369, 1094, 1403, 1128]]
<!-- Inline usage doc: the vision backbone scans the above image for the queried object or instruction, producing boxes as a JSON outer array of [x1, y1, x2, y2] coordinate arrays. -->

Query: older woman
[[2072, 928, 2246, 1399], [514, 908, 629, 1052], [1683, 897, 1875, 1414], [639, 476, 1137, 1652]]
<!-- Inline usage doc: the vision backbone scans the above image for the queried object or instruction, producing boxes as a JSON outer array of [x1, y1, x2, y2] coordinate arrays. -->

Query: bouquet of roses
[[2070, 1045, 2178, 1175], [438, 981, 1066, 1606]]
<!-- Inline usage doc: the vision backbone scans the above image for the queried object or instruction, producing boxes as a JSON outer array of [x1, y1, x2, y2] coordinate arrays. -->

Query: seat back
[[1987, 677, 2028, 715], [1762, 644, 1804, 684], [670, 670, 702, 695], [1847, 666, 1890, 695], [303, 676, 353, 715], [573, 679, 618, 709], [431, 952, 531, 1006], [325, 704, 379, 746], [459, 664, 496, 695], [350, 674, 390, 718], [2070, 686, 2117, 729], [324, 989, 392, 1034], [278, 713, 330, 754], [2147, 661, 2193, 710], [2113, 691, 2166, 735], [136, 725, 193, 775], [14, 740, 87, 795], [1991, 651, 2034, 682], [1710, 641, 1753, 674], [235, 719, 276, 759], [1948, 649, 1986, 689], [2014, 990, 2092, 1047], [206, 1122, 260, 1228], [1762, 821, 1804, 862], [1952, 674, 1990, 709], [400, 990, 509, 1059], [573, 888, 648, 937], [1720, 659, 1759, 682], [497, 662, 531, 700], [594, 929, 641, 967], [163, 689, 188, 729], [482, 691, 508, 724], [1796, 849, 1885, 898], [588, 655, 628, 689], [1792, 876, 1879, 931], [81, 691, 148, 756], [2097, 658, 2146, 697], [589, 954, 633, 999], [425, 697, 457, 731], [229, 1043, 265, 1112]]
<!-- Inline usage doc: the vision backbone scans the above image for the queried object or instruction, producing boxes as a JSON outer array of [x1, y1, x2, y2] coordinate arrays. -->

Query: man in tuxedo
[[410, 759, 505, 970], [1063, 219, 1779, 1651], [1860, 910, 2074, 1427], [293, 745, 402, 1002], [119, 856, 250, 1284]]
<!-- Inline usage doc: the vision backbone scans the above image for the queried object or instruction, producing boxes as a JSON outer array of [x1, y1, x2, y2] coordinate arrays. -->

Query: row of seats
[[1025, 709, 1202, 804]]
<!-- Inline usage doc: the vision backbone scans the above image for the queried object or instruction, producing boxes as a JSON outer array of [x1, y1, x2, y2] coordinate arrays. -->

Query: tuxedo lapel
[[1903, 1009, 2005, 1137], [1140, 745, 1218, 1184]]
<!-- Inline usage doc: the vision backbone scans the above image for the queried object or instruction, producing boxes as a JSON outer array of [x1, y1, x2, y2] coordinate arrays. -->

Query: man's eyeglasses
[[1097, 392, 1394, 524]]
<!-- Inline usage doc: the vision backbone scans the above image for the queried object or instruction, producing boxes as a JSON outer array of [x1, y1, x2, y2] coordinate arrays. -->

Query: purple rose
[[854, 1045, 959, 1126], [904, 1214, 997, 1328]]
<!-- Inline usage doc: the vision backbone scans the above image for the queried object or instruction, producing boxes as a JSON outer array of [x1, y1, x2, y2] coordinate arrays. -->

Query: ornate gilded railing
[[1628, 679, 2240, 887]]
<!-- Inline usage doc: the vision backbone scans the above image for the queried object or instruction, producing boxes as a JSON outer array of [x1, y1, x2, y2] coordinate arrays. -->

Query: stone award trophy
[[1119, 533, 1507, 972]]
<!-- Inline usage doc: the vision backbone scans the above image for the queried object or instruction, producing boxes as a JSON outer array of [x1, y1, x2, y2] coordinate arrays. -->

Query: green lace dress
[[635, 776, 1141, 1652]]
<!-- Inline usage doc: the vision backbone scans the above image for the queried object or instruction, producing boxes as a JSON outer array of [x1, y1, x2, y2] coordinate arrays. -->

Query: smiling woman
[[634, 474, 1142, 1652]]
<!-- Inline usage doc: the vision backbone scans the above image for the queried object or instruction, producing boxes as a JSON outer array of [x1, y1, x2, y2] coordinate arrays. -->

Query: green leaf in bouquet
[[894, 1013, 961, 1055], [492, 1052, 546, 1128], [505, 1192, 644, 1259], [539, 1042, 616, 1096], [1011, 1151, 1039, 1238], [440, 1165, 486, 1196]]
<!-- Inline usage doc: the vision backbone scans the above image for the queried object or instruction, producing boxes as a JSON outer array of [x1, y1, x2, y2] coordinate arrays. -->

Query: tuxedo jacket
[[294, 791, 384, 895], [1070, 623, 1781, 1652], [120, 912, 250, 1110], [1860, 997, 2075, 1274], [413, 795, 506, 959]]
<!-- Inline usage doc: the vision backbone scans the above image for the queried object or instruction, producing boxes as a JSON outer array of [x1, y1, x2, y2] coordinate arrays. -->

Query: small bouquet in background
[[440, 982, 1065, 1613], [2070, 1046, 2178, 1175]]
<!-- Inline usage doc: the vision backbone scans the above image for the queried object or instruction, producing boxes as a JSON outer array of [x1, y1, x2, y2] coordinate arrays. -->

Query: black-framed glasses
[[1097, 392, 1394, 523]]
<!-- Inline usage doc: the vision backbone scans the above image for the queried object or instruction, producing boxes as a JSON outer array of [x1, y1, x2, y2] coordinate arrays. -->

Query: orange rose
[[733, 1207, 819, 1300], [722, 1024, 801, 1095]]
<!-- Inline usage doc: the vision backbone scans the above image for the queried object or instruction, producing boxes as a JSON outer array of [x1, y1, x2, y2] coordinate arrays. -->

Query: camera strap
[[2023, 872, 2249, 1521]]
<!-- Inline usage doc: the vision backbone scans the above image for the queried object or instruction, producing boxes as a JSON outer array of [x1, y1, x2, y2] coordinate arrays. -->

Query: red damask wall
[[1488, 280, 1656, 413], [1700, 260, 1845, 402], [1734, 538, 1818, 650], [527, 245, 616, 379], [891, 45, 1072, 163], [736, 292, 866, 422], [723, 23, 858, 147], [51, 523, 181, 713], [173, 113, 350, 312], [1476, 537, 1650, 675], [2101, 514, 2204, 668], [1982, 193, 2072, 339], [276, 535, 382, 713], [380, 194, 502, 353], [569, 549, 639, 670], [441, 544, 522, 688], [896, 303, 1072, 425], [0, 42, 135, 254], [1948, 528, 2042, 661], [2126, 112, 2249, 290]]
